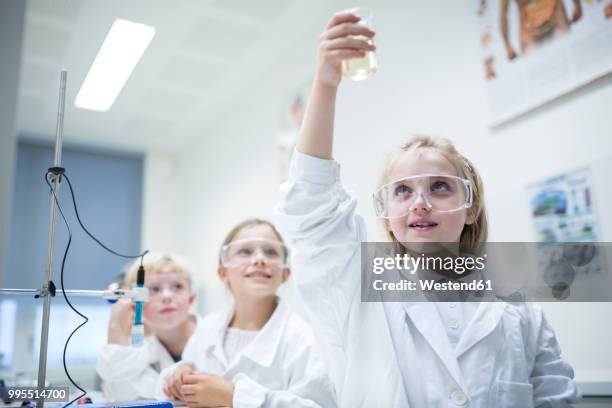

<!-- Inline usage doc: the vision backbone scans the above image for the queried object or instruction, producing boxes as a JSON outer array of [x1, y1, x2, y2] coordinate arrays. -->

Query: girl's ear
[[218, 266, 228, 283], [281, 267, 291, 283], [465, 210, 476, 225]]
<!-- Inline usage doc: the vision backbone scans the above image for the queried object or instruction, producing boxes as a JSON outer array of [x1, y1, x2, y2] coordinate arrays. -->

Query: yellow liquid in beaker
[[341, 36, 378, 81]]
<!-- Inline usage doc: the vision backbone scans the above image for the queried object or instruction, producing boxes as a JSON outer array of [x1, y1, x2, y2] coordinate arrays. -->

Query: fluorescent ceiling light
[[75, 19, 155, 112]]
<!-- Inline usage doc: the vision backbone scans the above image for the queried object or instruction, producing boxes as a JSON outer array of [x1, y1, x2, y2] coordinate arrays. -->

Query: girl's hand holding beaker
[[315, 9, 376, 89]]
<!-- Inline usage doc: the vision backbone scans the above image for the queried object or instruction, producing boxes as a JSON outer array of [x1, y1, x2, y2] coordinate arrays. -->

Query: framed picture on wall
[[528, 166, 606, 285], [477, 0, 612, 126], [527, 166, 599, 243]]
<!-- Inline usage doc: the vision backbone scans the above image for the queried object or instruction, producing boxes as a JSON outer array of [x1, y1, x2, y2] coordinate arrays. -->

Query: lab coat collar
[[199, 310, 233, 367], [402, 300, 508, 392], [232, 298, 288, 368], [454, 301, 507, 357], [201, 298, 288, 369], [403, 302, 467, 391], [410, 267, 509, 357]]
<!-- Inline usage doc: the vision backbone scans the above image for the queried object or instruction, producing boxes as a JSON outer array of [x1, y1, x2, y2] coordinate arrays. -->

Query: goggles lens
[[220, 238, 289, 267], [373, 174, 472, 218], [148, 282, 189, 298]]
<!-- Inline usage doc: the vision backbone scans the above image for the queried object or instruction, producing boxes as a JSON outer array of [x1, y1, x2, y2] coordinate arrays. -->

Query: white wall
[[142, 0, 612, 391], [142, 151, 182, 253]]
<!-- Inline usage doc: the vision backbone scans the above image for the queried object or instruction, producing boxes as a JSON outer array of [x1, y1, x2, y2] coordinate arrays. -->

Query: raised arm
[[500, 0, 517, 60], [274, 13, 376, 377], [570, 0, 583, 24], [297, 11, 375, 159]]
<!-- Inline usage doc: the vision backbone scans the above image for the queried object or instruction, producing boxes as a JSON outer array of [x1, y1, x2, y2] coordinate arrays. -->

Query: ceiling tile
[[159, 54, 225, 91], [28, 0, 84, 22], [24, 22, 72, 61], [18, 93, 48, 121], [140, 87, 201, 116], [181, 16, 260, 62], [20, 61, 60, 96], [211, 0, 292, 22], [122, 114, 177, 140]]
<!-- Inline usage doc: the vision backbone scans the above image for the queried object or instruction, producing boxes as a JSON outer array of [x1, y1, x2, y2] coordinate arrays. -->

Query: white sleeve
[[274, 150, 365, 346], [529, 306, 581, 407], [231, 336, 337, 408], [96, 344, 158, 401]]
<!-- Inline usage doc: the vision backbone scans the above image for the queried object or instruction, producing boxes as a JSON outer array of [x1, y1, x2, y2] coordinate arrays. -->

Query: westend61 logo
[[372, 253, 487, 275], [360, 242, 612, 302]]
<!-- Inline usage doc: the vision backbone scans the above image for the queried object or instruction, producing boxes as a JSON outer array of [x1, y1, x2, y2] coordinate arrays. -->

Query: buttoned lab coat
[[157, 300, 337, 408], [274, 150, 580, 407], [96, 315, 199, 402]]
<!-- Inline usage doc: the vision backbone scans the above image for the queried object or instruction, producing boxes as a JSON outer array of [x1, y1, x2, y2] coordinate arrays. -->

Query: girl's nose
[[409, 191, 432, 212], [251, 249, 267, 265]]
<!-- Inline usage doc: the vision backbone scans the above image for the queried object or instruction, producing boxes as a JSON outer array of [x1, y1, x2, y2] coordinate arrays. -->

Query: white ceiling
[[16, 0, 326, 153]]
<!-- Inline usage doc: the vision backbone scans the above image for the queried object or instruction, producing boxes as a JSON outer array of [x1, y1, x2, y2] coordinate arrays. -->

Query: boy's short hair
[[123, 252, 192, 288]]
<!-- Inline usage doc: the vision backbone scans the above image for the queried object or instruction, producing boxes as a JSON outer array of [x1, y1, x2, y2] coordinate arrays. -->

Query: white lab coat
[[274, 150, 581, 408], [157, 300, 337, 408], [96, 315, 199, 402]]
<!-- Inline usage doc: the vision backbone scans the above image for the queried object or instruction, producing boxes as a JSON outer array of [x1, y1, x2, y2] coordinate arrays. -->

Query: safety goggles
[[147, 282, 190, 298], [220, 238, 289, 267], [373, 174, 473, 219]]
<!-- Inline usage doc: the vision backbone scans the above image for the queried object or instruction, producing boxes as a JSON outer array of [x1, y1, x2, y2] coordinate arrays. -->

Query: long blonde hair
[[378, 135, 488, 248]]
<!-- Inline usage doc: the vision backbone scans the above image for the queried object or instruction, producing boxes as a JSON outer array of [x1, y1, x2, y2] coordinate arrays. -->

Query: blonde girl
[[160, 219, 336, 408], [274, 9, 579, 407]]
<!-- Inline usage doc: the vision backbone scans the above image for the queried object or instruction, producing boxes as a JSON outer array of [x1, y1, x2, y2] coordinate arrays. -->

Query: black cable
[[61, 173, 149, 266], [45, 174, 86, 407], [44, 169, 149, 406]]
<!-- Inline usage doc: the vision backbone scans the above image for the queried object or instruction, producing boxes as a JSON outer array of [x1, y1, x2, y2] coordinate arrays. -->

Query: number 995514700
[[7, 387, 69, 402]]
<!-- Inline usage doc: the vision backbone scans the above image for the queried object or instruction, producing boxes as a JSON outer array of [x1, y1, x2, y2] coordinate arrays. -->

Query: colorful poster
[[477, 0, 612, 126], [528, 167, 599, 242], [528, 167, 605, 281]]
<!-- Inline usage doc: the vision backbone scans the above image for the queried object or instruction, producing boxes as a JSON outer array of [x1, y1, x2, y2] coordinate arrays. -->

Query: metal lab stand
[[0, 71, 69, 408]]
